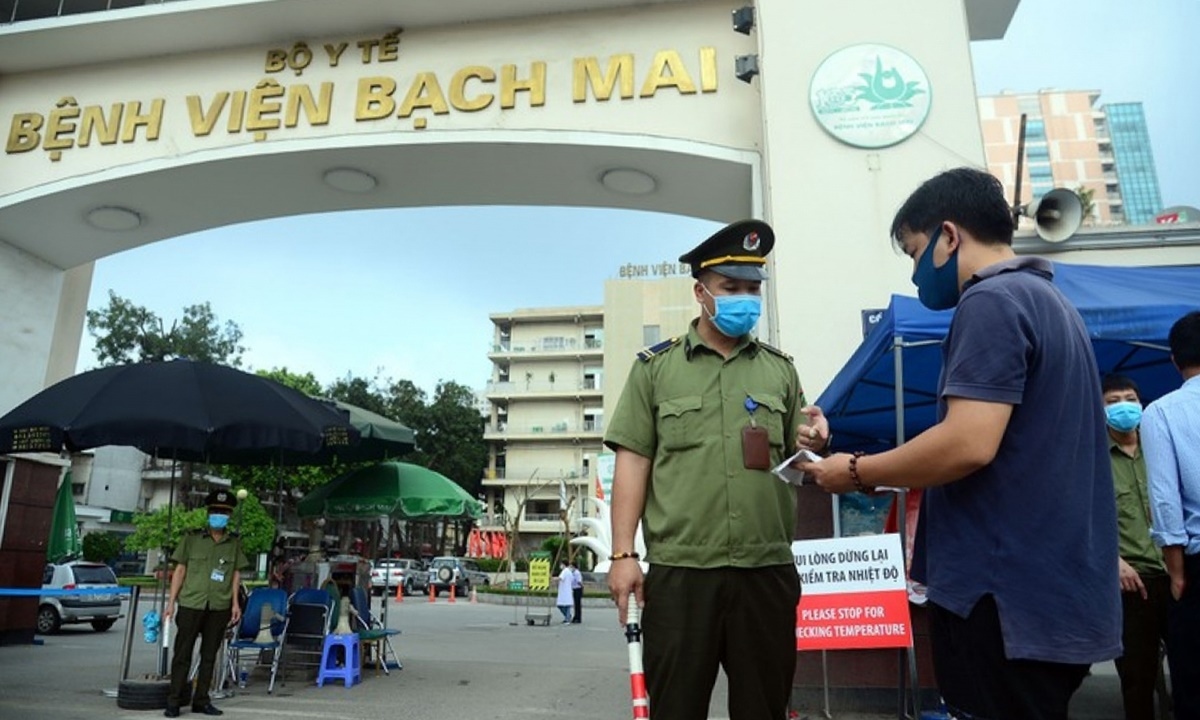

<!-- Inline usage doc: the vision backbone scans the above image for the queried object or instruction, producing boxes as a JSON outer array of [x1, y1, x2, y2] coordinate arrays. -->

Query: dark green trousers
[[168, 605, 231, 708], [642, 564, 801, 720]]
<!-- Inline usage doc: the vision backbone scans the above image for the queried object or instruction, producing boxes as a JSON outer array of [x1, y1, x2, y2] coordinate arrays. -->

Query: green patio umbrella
[[318, 398, 415, 456], [297, 461, 483, 520], [297, 461, 482, 636], [47, 472, 81, 563]]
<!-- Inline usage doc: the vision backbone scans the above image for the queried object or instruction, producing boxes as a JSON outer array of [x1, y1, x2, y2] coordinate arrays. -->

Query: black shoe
[[192, 704, 224, 716], [163, 707, 180, 718]]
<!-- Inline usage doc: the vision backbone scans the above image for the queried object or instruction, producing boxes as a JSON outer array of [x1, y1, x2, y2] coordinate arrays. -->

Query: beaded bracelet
[[848, 451, 868, 493], [610, 552, 641, 561]]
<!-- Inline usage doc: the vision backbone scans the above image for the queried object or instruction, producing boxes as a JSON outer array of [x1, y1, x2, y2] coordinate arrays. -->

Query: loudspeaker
[[1027, 188, 1083, 243], [731, 6, 755, 34], [735, 54, 760, 83]]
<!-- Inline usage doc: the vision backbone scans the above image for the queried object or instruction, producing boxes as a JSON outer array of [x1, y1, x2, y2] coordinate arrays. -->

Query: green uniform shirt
[[604, 322, 803, 569], [172, 529, 251, 611], [1109, 437, 1166, 576]]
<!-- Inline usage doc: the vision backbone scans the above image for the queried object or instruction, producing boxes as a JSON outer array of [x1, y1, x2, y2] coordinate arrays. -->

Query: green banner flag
[[47, 471, 81, 563]]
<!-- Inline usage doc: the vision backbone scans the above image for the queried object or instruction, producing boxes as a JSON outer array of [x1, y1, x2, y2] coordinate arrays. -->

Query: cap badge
[[743, 232, 760, 251]]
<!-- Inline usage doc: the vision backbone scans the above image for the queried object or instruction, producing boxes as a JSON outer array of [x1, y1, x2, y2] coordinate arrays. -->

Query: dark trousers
[[572, 586, 583, 623], [642, 564, 800, 720], [928, 595, 1089, 720], [168, 605, 231, 708], [1115, 573, 1170, 720], [1167, 554, 1200, 720]]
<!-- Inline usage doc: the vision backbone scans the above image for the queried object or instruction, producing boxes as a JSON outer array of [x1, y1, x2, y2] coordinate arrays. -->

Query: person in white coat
[[554, 561, 574, 623]]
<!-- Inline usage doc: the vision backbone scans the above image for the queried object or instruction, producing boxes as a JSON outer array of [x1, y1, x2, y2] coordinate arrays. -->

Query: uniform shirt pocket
[[747, 392, 787, 448], [657, 395, 703, 451], [1113, 483, 1140, 528]]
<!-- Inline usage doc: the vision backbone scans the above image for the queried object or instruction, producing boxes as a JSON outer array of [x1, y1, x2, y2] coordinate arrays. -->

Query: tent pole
[[158, 453, 177, 677], [893, 336, 921, 719], [381, 517, 392, 631]]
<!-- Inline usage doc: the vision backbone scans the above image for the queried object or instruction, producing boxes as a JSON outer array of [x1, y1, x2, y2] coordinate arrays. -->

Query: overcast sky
[[78, 0, 1199, 395]]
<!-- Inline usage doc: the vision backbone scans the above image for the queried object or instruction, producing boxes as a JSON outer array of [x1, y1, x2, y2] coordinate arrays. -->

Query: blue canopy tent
[[817, 262, 1200, 455]]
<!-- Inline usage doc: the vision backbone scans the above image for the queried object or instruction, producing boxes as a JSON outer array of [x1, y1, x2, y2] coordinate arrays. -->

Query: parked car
[[370, 558, 426, 596], [39, 561, 122, 634], [426, 556, 489, 597]]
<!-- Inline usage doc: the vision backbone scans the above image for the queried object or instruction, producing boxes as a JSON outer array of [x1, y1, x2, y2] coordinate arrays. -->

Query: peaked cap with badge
[[205, 489, 237, 512], [679, 219, 775, 281]]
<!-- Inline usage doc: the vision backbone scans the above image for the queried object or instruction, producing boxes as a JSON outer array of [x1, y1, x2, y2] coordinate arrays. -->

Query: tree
[[82, 531, 124, 564], [85, 291, 245, 366], [328, 373, 391, 417], [384, 379, 428, 432], [257, 367, 322, 396], [125, 492, 275, 556], [1075, 185, 1097, 224], [419, 381, 487, 498]]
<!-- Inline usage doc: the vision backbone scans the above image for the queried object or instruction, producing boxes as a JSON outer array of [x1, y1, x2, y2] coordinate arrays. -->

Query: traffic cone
[[428, 584, 436, 603], [469, 587, 478, 604], [395, 582, 403, 603], [449, 584, 457, 604]]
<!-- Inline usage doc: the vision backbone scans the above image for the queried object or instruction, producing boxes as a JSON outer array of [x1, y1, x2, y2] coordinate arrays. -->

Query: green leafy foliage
[[81, 531, 124, 563], [85, 291, 245, 366], [474, 557, 528, 572], [125, 505, 207, 553], [328, 374, 391, 417], [124, 491, 275, 555], [221, 371, 485, 534], [414, 381, 487, 498], [1074, 185, 1097, 223]]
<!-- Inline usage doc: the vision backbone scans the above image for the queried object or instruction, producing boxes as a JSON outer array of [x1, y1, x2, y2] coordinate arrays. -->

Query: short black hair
[[890, 167, 1015, 248], [1169, 311, 1200, 369], [1101, 374, 1140, 399]]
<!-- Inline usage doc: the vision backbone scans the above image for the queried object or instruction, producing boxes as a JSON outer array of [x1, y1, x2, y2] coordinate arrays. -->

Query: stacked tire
[[116, 678, 171, 711]]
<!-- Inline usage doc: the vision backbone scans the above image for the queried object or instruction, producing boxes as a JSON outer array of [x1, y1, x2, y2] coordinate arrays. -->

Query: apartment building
[[481, 276, 696, 552], [978, 90, 1163, 226]]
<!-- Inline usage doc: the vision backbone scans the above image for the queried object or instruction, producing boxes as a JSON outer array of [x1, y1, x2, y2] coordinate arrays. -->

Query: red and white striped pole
[[625, 593, 649, 719]]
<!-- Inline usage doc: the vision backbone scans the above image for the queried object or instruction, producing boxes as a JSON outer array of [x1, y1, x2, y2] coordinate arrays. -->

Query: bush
[[540, 536, 565, 558], [475, 557, 528, 572], [82, 531, 124, 563]]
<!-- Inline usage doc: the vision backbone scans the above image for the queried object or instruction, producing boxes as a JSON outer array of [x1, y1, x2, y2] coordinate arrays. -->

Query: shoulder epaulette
[[637, 336, 681, 362], [756, 340, 793, 362]]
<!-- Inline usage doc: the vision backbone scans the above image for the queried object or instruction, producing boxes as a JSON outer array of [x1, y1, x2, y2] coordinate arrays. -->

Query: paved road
[[0, 595, 1124, 719]]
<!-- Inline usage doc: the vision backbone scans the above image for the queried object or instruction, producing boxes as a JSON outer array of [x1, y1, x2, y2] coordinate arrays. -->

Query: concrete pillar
[[753, 1, 986, 709], [756, 0, 987, 395], [0, 239, 92, 415]]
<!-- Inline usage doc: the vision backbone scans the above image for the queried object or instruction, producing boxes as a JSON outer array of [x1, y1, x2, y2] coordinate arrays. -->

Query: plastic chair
[[282, 588, 334, 680], [226, 588, 287, 693], [349, 586, 402, 675], [315, 632, 361, 688]]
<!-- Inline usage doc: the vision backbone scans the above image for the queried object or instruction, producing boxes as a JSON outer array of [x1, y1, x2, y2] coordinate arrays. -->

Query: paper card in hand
[[771, 448, 822, 486]]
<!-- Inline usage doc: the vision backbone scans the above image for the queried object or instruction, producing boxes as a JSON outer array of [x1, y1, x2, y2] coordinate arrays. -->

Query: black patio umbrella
[[0, 359, 360, 462], [0, 359, 362, 677]]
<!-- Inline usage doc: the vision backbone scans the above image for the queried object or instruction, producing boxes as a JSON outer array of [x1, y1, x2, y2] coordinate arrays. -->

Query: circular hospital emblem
[[809, 44, 932, 149]]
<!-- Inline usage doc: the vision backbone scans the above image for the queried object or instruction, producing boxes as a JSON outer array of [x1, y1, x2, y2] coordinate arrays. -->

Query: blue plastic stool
[[316, 633, 362, 688]]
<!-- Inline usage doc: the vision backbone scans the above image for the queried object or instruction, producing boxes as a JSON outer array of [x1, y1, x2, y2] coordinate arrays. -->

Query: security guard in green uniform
[[605, 219, 830, 720], [164, 489, 249, 717]]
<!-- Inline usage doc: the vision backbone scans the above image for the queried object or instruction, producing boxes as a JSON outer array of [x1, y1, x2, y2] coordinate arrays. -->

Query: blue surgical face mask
[[1105, 400, 1142, 432], [208, 513, 230, 530], [911, 227, 960, 311], [703, 286, 762, 337]]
